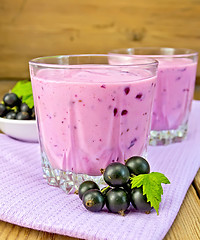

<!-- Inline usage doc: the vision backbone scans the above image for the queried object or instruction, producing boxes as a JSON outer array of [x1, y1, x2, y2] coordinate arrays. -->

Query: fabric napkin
[[0, 101, 200, 240]]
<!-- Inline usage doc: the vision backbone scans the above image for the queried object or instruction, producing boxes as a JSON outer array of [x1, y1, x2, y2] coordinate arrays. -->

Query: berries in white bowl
[[0, 81, 38, 142]]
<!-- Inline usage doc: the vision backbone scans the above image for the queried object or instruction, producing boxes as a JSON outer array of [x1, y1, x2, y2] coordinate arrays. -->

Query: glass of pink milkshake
[[109, 48, 198, 145], [29, 54, 158, 193]]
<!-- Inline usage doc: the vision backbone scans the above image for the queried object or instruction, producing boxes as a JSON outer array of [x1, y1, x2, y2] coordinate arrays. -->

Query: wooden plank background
[[0, 0, 200, 83]]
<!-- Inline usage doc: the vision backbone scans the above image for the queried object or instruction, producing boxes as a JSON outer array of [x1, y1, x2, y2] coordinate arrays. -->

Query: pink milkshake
[[29, 55, 158, 193], [110, 48, 198, 145], [152, 58, 197, 131]]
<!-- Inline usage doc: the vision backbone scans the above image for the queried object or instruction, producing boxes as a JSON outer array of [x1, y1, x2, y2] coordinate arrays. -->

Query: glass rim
[[110, 47, 198, 58], [29, 54, 158, 69]]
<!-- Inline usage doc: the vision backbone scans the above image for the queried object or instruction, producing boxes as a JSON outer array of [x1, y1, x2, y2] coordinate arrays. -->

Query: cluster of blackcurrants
[[0, 93, 35, 120], [78, 156, 152, 216]]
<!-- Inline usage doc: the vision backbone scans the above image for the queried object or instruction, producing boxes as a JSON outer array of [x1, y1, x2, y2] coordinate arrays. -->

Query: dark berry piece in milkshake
[[121, 110, 128, 116], [124, 87, 130, 95], [113, 108, 118, 116], [136, 93, 143, 100]]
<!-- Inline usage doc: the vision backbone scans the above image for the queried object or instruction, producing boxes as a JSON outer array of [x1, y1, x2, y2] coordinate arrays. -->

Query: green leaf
[[131, 174, 145, 189], [22, 94, 34, 109], [11, 80, 34, 108], [130, 172, 170, 215]]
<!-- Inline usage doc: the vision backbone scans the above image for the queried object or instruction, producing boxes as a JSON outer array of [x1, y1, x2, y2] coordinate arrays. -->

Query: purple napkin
[[0, 101, 200, 240]]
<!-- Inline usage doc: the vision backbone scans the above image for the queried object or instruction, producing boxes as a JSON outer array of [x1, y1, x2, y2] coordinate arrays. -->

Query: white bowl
[[0, 117, 38, 143]]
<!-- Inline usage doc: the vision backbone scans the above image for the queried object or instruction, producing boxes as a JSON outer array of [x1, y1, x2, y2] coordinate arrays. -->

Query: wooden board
[[164, 170, 200, 240], [0, 0, 200, 82]]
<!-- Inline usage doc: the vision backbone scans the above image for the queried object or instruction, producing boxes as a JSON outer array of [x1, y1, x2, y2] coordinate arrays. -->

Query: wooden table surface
[[0, 80, 199, 240]]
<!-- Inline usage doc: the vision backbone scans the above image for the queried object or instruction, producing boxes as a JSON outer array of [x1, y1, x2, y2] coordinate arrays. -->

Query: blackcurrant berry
[[0, 103, 7, 117], [103, 162, 130, 187], [31, 107, 35, 119], [82, 189, 105, 212], [16, 112, 30, 120], [6, 111, 17, 119], [125, 156, 150, 175], [3, 93, 20, 108], [20, 103, 31, 114], [78, 180, 100, 200], [122, 179, 132, 193], [130, 187, 152, 213], [106, 188, 130, 215]]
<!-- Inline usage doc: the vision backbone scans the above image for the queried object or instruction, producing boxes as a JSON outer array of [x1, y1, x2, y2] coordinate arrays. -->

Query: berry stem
[[100, 168, 105, 174], [101, 186, 110, 193], [118, 210, 125, 216], [145, 210, 151, 214]]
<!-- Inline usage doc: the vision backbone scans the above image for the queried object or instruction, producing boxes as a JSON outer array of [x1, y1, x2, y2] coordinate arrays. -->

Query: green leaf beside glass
[[11, 80, 34, 108]]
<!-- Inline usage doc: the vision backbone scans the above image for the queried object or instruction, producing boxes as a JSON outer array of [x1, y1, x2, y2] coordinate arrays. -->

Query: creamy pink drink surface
[[32, 67, 156, 175], [151, 58, 197, 131]]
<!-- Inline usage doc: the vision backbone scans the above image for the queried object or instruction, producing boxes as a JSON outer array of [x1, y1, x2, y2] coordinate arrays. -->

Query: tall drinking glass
[[110, 48, 198, 145], [29, 54, 158, 193]]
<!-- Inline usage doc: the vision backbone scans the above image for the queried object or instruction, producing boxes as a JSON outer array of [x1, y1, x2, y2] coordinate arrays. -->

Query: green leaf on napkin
[[11, 80, 34, 108], [130, 172, 170, 215]]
